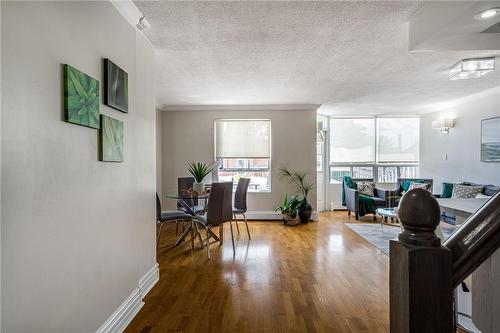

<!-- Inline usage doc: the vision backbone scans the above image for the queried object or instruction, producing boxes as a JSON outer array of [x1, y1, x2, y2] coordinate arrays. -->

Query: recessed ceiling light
[[475, 8, 500, 20], [449, 57, 495, 80]]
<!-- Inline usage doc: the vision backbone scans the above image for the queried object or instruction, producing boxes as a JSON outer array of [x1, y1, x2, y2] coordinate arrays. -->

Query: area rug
[[345, 223, 454, 256]]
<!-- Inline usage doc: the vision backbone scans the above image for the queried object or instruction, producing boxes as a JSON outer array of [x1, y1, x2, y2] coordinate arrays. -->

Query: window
[[330, 118, 375, 163], [215, 119, 271, 192], [329, 117, 420, 183], [377, 118, 420, 163]]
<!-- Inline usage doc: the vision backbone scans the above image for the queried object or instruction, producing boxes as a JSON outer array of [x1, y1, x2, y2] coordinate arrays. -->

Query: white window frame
[[328, 116, 420, 184]]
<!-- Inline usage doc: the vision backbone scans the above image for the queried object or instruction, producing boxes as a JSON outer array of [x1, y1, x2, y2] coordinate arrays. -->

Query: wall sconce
[[432, 119, 455, 135]]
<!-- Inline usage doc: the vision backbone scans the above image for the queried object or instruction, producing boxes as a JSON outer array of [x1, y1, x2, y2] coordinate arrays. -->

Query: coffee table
[[376, 207, 399, 226]]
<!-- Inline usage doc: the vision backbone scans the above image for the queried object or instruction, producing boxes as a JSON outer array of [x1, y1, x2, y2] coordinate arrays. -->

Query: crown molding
[[158, 104, 321, 112]]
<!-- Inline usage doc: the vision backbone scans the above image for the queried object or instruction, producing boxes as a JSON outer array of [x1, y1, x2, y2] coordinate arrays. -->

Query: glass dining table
[[165, 192, 220, 249]]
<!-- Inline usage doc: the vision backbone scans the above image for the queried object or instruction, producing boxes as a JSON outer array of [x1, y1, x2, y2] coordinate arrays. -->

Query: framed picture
[[103, 59, 128, 113], [99, 115, 124, 162], [63, 64, 100, 129], [481, 116, 500, 162]]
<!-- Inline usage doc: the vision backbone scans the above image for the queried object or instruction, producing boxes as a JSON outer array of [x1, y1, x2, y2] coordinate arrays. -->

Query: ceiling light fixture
[[449, 57, 495, 80], [475, 8, 500, 20]]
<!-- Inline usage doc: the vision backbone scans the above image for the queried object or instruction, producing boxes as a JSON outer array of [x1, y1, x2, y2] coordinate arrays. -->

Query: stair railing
[[389, 189, 500, 333]]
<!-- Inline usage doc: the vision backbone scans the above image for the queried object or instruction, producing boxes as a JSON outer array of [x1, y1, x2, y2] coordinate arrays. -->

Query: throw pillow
[[408, 182, 431, 191], [357, 181, 375, 197], [401, 180, 412, 192], [452, 184, 484, 199], [476, 193, 490, 199], [401, 179, 426, 192], [441, 182, 453, 198]]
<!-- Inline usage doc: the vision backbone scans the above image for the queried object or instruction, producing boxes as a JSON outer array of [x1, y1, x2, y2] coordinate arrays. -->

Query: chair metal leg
[[176, 221, 179, 234], [229, 221, 235, 255], [219, 223, 224, 245], [243, 213, 251, 240], [190, 222, 195, 251], [194, 221, 204, 249], [156, 222, 164, 248], [234, 214, 240, 235], [206, 225, 211, 260]]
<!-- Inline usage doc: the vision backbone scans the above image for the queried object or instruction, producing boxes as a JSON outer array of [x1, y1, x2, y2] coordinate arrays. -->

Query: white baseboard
[[243, 211, 318, 221], [138, 263, 159, 299], [96, 263, 159, 333]]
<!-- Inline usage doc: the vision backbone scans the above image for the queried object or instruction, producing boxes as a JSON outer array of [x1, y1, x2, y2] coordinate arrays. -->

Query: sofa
[[438, 182, 499, 224]]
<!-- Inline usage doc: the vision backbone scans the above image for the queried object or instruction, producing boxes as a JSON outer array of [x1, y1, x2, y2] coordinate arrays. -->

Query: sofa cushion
[[408, 182, 431, 192], [484, 185, 500, 196], [371, 196, 386, 207], [357, 181, 375, 197], [452, 184, 484, 198], [401, 179, 427, 192]]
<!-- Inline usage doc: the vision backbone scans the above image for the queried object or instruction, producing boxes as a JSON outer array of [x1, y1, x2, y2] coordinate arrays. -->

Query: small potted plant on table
[[188, 162, 215, 192]]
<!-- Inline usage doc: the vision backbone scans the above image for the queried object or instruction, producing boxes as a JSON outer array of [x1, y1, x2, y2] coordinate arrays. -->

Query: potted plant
[[275, 194, 302, 226], [278, 167, 314, 223], [188, 162, 215, 192]]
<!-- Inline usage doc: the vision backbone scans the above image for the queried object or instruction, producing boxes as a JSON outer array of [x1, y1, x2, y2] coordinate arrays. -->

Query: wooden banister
[[443, 191, 500, 288], [390, 189, 500, 333], [390, 189, 454, 333]]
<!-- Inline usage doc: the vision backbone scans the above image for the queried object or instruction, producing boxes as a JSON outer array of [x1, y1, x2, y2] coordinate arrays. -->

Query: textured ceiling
[[134, 1, 500, 115]]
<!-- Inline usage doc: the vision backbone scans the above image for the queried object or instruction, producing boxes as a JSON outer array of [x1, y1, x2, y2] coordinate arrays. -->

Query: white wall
[[159, 108, 317, 217], [1, 2, 156, 332], [420, 87, 500, 192], [156, 110, 163, 196]]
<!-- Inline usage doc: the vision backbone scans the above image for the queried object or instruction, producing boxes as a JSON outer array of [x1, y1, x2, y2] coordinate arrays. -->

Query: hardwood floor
[[125, 212, 390, 333]]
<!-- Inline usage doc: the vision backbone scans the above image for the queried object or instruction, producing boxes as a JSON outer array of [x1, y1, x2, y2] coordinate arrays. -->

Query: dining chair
[[233, 177, 251, 239], [192, 182, 234, 259], [156, 193, 191, 248], [177, 177, 205, 214]]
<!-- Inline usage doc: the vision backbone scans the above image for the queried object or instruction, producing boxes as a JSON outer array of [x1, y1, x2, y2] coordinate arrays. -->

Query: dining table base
[[175, 220, 220, 249]]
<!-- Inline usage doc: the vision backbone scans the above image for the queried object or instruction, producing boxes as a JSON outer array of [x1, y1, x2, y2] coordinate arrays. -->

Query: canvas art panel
[[104, 58, 128, 113], [100, 115, 124, 162], [63, 64, 100, 129], [481, 117, 500, 162]]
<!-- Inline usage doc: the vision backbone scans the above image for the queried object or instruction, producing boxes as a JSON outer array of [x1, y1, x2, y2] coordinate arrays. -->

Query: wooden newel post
[[390, 189, 454, 333]]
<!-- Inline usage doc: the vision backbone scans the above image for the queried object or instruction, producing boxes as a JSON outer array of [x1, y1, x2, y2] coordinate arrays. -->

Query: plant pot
[[282, 213, 300, 226], [299, 199, 312, 223], [193, 182, 204, 192]]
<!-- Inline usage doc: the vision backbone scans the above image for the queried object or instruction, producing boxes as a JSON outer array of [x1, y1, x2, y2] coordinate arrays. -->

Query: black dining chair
[[193, 182, 234, 259], [177, 177, 205, 214], [233, 177, 251, 240], [156, 193, 191, 248]]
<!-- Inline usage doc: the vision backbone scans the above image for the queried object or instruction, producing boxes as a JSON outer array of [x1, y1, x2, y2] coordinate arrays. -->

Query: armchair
[[344, 178, 389, 220]]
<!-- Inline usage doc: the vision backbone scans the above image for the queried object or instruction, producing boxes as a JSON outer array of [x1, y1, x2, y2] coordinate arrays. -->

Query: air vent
[[482, 22, 500, 33]]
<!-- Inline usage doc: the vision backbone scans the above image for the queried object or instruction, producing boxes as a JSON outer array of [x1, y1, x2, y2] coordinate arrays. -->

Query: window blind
[[330, 118, 375, 164], [215, 120, 271, 158], [377, 118, 420, 163]]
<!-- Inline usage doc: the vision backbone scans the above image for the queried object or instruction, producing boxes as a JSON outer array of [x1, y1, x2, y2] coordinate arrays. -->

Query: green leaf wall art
[[100, 115, 124, 162], [104, 59, 128, 113], [63, 64, 100, 129]]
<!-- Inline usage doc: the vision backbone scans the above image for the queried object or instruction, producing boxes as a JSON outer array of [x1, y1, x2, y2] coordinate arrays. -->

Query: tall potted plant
[[278, 167, 314, 223], [188, 162, 214, 192]]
